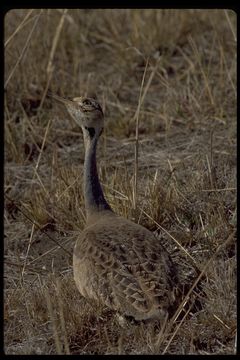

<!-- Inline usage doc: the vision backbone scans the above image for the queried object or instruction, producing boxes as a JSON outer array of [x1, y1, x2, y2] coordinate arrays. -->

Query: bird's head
[[49, 93, 104, 139]]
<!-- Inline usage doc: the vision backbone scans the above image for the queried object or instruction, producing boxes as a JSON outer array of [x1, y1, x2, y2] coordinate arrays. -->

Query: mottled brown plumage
[[49, 92, 179, 321], [74, 212, 178, 320]]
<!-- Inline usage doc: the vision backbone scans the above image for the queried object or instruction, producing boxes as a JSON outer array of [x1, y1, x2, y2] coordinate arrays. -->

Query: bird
[[49, 92, 179, 322]]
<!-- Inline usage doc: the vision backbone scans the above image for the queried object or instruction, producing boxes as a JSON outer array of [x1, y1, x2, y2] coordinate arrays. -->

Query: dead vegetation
[[4, 9, 236, 354]]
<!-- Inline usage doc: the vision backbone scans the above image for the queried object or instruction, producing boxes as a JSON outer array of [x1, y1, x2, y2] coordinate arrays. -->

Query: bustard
[[50, 93, 179, 322]]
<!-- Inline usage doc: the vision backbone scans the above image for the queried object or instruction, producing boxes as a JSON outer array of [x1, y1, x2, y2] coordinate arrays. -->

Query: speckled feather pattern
[[73, 212, 178, 321]]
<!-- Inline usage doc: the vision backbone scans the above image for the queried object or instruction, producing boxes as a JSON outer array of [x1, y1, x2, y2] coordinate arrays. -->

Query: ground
[[4, 9, 236, 354]]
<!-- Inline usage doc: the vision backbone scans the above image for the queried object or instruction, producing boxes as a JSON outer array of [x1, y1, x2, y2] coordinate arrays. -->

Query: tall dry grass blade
[[5, 9, 35, 47], [234, 332, 237, 355], [200, 188, 236, 192], [133, 58, 149, 211], [224, 10, 236, 42], [219, 41, 237, 98], [133, 56, 161, 211], [55, 173, 81, 203], [28, 247, 60, 266], [56, 278, 70, 354], [188, 35, 215, 106], [210, 129, 214, 176], [162, 301, 193, 354], [31, 118, 52, 187], [212, 314, 231, 330], [117, 332, 124, 355], [199, 213, 207, 238], [39, 9, 68, 110], [21, 223, 35, 279], [5, 121, 20, 162], [154, 312, 169, 350], [4, 10, 42, 89], [206, 154, 214, 190], [45, 288, 62, 354]]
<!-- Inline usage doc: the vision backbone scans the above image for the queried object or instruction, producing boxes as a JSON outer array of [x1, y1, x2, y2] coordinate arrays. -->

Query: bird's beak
[[47, 91, 75, 107]]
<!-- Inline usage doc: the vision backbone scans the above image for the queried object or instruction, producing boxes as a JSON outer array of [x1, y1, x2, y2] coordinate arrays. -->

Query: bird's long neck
[[83, 128, 112, 220]]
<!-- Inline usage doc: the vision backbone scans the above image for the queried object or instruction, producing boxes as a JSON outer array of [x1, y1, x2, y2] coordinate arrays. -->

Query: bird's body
[[49, 92, 178, 321], [74, 211, 177, 321]]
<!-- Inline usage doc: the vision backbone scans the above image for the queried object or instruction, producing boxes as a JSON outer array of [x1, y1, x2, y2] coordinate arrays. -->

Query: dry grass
[[4, 9, 236, 354]]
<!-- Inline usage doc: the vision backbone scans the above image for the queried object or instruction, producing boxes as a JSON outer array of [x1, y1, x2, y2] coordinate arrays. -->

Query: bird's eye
[[83, 99, 92, 106]]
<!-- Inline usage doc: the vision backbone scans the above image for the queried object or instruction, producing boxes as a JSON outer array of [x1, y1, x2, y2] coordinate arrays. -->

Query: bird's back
[[73, 212, 178, 321]]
